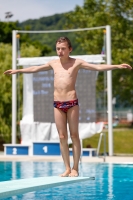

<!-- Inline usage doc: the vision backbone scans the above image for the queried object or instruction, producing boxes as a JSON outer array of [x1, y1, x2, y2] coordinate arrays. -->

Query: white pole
[[12, 30, 17, 144], [80, 139, 83, 163], [17, 26, 106, 34], [106, 25, 113, 156]]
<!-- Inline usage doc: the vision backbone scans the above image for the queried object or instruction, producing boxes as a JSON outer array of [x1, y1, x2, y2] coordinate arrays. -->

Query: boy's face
[[56, 42, 72, 58]]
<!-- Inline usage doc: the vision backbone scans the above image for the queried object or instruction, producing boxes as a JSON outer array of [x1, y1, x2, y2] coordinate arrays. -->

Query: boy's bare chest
[[54, 66, 76, 78]]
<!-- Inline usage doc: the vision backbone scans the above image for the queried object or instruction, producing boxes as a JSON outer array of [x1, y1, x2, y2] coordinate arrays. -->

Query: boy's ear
[[69, 47, 72, 53]]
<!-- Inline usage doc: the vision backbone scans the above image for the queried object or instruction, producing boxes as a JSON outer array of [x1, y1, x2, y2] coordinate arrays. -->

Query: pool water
[[0, 162, 133, 200]]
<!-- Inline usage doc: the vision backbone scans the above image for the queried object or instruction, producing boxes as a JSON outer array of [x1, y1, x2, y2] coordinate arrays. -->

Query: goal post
[[12, 25, 113, 156]]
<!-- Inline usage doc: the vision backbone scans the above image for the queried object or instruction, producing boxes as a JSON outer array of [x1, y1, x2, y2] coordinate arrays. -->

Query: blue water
[[0, 162, 133, 200]]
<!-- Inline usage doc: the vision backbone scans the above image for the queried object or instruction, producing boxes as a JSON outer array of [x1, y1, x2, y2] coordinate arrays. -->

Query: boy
[[4, 37, 132, 177]]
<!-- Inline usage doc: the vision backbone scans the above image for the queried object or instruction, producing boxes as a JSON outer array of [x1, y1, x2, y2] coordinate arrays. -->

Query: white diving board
[[0, 176, 95, 199]]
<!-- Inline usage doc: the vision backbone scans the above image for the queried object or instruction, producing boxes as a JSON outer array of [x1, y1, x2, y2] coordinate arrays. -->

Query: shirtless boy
[[4, 37, 132, 177]]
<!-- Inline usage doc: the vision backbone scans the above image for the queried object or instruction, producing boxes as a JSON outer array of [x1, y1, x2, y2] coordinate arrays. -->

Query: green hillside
[[19, 13, 67, 30], [18, 13, 87, 55]]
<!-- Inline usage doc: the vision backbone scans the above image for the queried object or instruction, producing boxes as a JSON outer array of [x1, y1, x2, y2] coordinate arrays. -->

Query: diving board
[[0, 176, 95, 199]]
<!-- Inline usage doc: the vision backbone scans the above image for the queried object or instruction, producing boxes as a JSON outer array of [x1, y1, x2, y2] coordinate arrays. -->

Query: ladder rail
[[97, 132, 106, 162]]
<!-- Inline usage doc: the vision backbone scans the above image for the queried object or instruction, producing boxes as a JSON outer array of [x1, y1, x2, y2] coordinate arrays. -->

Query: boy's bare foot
[[59, 169, 71, 177], [69, 169, 79, 177]]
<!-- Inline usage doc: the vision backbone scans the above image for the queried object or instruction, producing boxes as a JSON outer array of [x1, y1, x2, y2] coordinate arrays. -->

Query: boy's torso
[[50, 58, 80, 101]]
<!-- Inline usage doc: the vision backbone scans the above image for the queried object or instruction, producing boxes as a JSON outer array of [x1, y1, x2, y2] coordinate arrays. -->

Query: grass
[[83, 128, 133, 154]]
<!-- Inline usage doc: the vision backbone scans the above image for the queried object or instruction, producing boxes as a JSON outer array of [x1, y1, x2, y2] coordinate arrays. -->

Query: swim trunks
[[53, 99, 78, 113]]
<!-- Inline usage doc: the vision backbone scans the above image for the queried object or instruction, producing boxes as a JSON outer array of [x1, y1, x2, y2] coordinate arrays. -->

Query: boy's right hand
[[4, 70, 17, 75]]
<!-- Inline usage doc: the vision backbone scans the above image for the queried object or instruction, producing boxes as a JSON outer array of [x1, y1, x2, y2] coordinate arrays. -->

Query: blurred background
[[0, 0, 133, 155]]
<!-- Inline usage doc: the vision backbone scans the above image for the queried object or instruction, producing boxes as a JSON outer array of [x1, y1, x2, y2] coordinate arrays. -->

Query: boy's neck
[[60, 56, 71, 64]]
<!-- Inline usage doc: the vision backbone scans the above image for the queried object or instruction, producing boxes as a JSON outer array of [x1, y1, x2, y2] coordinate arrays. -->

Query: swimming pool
[[0, 162, 133, 200]]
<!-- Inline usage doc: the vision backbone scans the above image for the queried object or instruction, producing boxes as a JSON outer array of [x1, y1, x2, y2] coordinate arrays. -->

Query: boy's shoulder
[[48, 59, 60, 66], [73, 58, 84, 65], [70, 57, 83, 63]]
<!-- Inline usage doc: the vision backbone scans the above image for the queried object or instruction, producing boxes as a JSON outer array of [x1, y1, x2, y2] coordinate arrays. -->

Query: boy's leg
[[54, 108, 71, 176], [67, 105, 81, 177]]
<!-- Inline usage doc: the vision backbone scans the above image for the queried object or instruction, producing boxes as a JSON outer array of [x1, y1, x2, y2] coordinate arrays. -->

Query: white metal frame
[[12, 25, 113, 156]]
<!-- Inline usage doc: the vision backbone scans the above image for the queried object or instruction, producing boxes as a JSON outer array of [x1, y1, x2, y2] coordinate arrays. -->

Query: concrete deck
[[0, 154, 133, 163]]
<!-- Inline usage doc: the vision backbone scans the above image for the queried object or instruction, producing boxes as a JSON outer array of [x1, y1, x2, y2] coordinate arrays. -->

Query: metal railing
[[97, 132, 106, 162]]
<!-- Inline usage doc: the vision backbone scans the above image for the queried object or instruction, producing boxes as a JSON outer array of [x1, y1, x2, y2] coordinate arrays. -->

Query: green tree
[[0, 44, 12, 142], [0, 22, 52, 56], [0, 21, 19, 43], [65, 0, 133, 108], [0, 43, 41, 143]]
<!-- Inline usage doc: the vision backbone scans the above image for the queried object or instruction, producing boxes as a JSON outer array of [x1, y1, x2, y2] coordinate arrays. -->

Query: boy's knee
[[59, 133, 68, 140], [59, 134, 65, 139], [70, 133, 79, 140], [59, 134, 68, 144]]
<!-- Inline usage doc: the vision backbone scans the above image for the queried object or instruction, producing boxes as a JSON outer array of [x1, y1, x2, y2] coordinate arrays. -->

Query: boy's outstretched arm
[[78, 59, 132, 71], [4, 62, 52, 75]]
